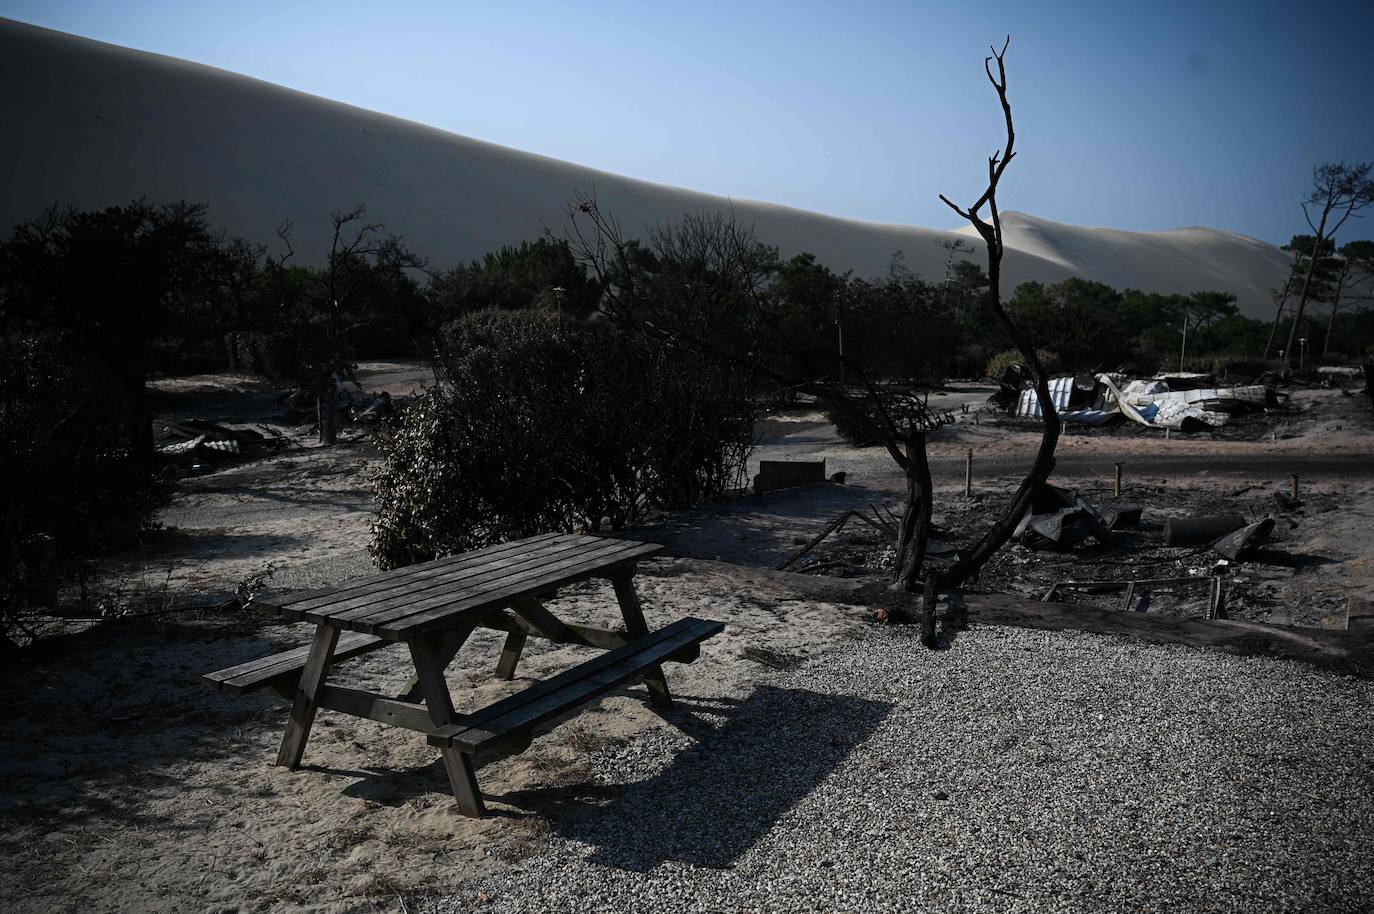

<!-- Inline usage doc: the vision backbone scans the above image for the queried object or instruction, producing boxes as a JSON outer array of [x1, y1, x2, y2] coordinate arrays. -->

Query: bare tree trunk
[[1323, 304, 1339, 360], [920, 572, 939, 647], [893, 433, 932, 592], [317, 380, 337, 446], [938, 297, 1060, 591], [1322, 267, 1349, 358], [1284, 213, 1330, 368], [1263, 278, 1294, 361]]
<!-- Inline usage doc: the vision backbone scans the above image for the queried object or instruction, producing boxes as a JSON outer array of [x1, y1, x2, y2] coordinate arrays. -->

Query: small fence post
[[1114, 462, 1122, 498], [1291, 473, 1299, 501], [965, 449, 973, 498]]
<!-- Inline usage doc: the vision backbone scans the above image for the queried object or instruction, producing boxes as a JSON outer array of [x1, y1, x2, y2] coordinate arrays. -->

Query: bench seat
[[429, 615, 724, 754], [202, 631, 388, 695]]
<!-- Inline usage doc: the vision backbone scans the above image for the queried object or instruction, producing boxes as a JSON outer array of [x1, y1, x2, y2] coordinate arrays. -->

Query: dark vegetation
[[369, 311, 753, 568], [1, 117, 1370, 646], [1276, 163, 1374, 368]]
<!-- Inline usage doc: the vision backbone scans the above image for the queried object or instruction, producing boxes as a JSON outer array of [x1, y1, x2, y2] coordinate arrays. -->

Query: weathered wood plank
[[611, 569, 671, 708], [343, 539, 659, 632], [467, 623, 712, 738], [564, 623, 631, 651], [317, 685, 451, 734], [395, 622, 475, 701], [409, 634, 487, 817], [431, 618, 699, 741], [319, 539, 653, 630], [260, 532, 566, 611], [432, 618, 723, 754], [204, 631, 387, 694], [280, 534, 596, 617], [374, 545, 662, 638], [509, 597, 578, 643], [276, 623, 339, 768], [494, 630, 527, 680], [477, 609, 628, 651]]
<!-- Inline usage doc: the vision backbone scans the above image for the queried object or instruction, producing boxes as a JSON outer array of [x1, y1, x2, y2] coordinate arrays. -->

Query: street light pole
[[835, 294, 845, 392], [552, 285, 566, 328], [1178, 312, 1189, 372]]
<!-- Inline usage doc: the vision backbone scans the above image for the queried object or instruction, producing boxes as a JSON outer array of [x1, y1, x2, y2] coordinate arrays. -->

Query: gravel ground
[[419, 626, 1374, 914]]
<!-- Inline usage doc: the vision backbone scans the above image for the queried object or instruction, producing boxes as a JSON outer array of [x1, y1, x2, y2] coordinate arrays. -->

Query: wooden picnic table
[[203, 532, 723, 817]]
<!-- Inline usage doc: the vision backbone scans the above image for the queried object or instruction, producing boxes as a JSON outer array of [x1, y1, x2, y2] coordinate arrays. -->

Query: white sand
[[0, 561, 866, 914], [1, 18, 1292, 318], [5, 370, 1372, 910]]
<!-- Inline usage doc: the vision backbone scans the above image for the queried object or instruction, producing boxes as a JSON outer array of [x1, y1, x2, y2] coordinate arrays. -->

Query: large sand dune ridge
[[2, 18, 1292, 318]]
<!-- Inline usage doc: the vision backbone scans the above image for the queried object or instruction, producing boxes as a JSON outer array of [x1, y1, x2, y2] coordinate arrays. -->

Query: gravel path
[[420, 626, 1374, 914]]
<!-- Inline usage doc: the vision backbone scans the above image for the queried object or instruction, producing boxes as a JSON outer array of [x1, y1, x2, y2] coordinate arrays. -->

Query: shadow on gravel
[[504, 685, 892, 871]]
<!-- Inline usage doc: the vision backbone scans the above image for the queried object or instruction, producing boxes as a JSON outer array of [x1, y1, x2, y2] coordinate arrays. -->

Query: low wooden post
[[1114, 462, 1122, 498], [964, 449, 973, 498], [1291, 473, 1299, 500]]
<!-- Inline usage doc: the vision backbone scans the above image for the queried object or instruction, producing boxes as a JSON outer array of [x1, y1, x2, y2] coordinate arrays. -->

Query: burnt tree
[[273, 208, 424, 444], [933, 37, 1060, 625], [565, 39, 1059, 645]]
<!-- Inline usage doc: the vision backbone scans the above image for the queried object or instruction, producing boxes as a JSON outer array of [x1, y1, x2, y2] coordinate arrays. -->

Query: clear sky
[[5, 0, 1372, 245]]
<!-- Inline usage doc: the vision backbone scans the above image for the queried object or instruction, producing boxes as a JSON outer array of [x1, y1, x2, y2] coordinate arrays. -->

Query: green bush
[[369, 310, 754, 569]]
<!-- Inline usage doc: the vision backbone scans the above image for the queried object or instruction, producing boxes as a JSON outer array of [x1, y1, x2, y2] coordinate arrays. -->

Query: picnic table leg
[[276, 623, 340, 769], [395, 623, 475, 702], [408, 635, 486, 817], [494, 630, 527, 680], [610, 570, 672, 709]]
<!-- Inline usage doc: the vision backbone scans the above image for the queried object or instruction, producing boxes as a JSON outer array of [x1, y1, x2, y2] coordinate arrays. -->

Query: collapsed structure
[[1007, 370, 1281, 430]]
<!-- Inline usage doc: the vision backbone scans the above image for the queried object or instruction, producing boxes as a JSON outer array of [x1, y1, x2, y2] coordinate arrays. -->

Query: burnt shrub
[[0, 332, 168, 647], [369, 310, 754, 569]]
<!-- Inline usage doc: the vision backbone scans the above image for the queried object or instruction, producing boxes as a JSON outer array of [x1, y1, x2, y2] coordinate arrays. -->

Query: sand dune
[[2, 18, 1292, 318]]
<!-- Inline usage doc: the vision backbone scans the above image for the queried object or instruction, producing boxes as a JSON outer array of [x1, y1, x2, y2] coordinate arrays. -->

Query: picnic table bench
[[203, 532, 722, 817]]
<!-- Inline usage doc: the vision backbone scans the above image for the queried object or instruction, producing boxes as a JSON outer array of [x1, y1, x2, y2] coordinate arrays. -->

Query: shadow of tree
[[494, 684, 891, 871], [0, 616, 301, 818]]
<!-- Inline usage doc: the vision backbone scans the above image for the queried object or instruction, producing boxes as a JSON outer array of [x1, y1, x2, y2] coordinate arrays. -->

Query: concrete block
[[753, 459, 827, 494]]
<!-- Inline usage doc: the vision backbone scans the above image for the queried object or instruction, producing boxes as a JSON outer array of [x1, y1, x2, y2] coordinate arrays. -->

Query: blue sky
[[5, 0, 1372, 245]]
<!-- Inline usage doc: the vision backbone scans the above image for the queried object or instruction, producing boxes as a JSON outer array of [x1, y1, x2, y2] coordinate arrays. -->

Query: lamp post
[[834, 293, 845, 392], [1178, 311, 1189, 372], [552, 286, 565, 327]]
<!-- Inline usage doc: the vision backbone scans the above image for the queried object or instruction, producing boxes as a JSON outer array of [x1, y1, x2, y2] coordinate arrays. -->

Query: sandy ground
[[0, 561, 865, 913], [4, 365, 1372, 912]]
